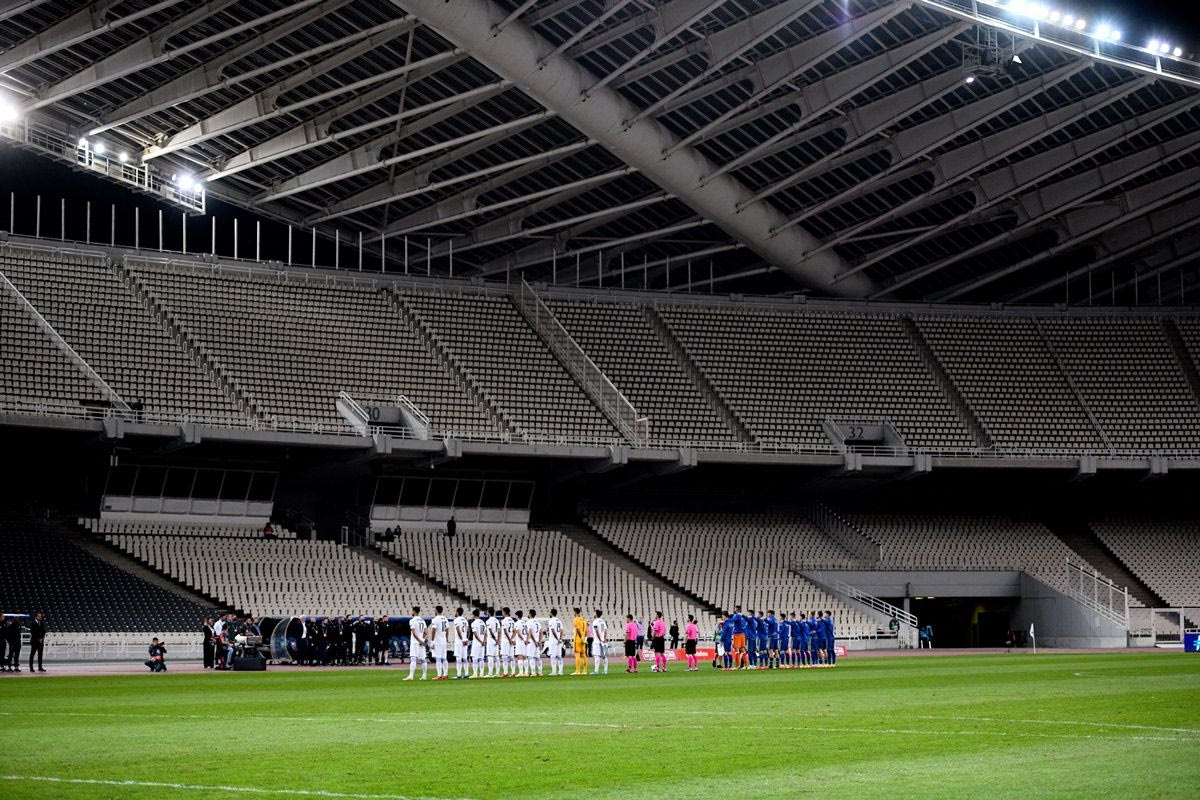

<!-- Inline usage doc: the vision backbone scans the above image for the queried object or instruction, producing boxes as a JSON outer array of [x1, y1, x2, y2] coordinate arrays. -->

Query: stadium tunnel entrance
[[904, 597, 1019, 648]]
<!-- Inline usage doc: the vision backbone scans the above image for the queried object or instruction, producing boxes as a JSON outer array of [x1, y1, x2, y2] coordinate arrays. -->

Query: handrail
[[515, 276, 650, 446], [1064, 559, 1129, 628], [0, 262, 134, 418], [801, 569, 920, 647], [811, 503, 883, 564]]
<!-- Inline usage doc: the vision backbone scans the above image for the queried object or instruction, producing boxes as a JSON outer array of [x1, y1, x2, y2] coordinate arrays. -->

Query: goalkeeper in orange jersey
[[571, 608, 588, 675]]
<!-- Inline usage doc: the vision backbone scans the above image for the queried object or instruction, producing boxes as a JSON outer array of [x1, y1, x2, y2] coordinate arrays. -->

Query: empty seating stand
[[1, 250, 239, 420], [380, 528, 714, 630], [1042, 317, 1200, 451], [1, 289, 104, 410], [402, 288, 620, 443], [104, 529, 457, 619], [131, 264, 499, 436], [658, 305, 974, 449], [917, 315, 1105, 451], [586, 511, 878, 639], [1092, 519, 1200, 607], [0, 524, 210, 632], [548, 298, 739, 446]]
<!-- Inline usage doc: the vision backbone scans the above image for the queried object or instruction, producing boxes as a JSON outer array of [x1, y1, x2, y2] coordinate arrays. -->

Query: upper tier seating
[[1091, 519, 1200, 607], [1, 288, 104, 409], [380, 528, 714, 630], [402, 289, 619, 443], [585, 511, 879, 638], [2, 250, 240, 420], [84, 519, 297, 539], [131, 264, 498, 435], [105, 533, 457, 619], [658, 305, 974, 449], [548, 299, 738, 445], [917, 315, 1104, 450], [0, 525, 211, 632], [1041, 317, 1200, 450], [847, 513, 1115, 596]]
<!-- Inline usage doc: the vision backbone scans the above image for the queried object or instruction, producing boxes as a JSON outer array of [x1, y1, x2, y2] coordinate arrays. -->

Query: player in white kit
[[591, 610, 609, 674], [470, 609, 487, 678], [404, 607, 428, 681], [514, 610, 529, 677], [452, 607, 471, 680], [546, 609, 564, 676], [484, 609, 501, 677], [430, 606, 450, 680], [500, 608, 516, 677], [527, 610, 543, 677]]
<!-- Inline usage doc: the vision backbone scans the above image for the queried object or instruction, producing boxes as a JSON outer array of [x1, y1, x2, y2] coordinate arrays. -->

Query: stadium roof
[[3, 0, 1200, 303]]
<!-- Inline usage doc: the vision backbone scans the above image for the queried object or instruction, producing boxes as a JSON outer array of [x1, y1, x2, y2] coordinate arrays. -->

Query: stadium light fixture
[[177, 174, 196, 192], [1160, 42, 1172, 54], [1096, 24, 1110, 40], [78, 137, 88, 148], [0, 97, 19, 124], [118, 152, 128, 163], [93, 141, 106, 155], [1073, 17, 1086, 30], [965, 74, 976, 83], [1174, 47, 1183, 57]]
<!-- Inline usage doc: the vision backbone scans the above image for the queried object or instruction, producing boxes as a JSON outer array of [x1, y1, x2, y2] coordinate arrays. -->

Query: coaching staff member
[[28, 612, 46, 672]]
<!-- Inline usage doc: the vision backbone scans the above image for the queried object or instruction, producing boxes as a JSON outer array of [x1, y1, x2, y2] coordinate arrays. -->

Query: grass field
[[0, 652, 1197, 799]]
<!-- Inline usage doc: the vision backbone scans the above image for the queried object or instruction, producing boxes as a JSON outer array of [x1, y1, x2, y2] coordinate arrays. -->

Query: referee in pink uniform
[[684, 615, 699, 671], [651, 612, 668, 673], [624, 614, 639, 673]]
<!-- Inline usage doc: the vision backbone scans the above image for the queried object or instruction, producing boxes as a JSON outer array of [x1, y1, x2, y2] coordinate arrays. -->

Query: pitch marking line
[[909, 714, 1200, 735], [0, 709, 628, 729], [782, 725, 1194, 743], [0, 775, 474, 800]]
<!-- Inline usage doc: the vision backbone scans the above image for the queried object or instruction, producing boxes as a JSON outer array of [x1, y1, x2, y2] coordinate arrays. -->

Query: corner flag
[[1029, 623, 1036, 654]]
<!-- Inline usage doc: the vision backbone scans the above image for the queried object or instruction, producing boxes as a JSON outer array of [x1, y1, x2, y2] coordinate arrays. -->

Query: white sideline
[[0, 775, 473, 800], [0, 709, 627, 729], [783, 725, 1196, 743]]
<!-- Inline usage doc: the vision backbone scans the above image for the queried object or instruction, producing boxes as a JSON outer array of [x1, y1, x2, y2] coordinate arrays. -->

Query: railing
[[811, 503, 883, 564], [515, 276, 650, 446], [0, 264, 134, 418], [0, 118, 204, 213], [1127, 607, 1200, 643], [1064, 560, 1129, 628], [801, 569, 920, 647]]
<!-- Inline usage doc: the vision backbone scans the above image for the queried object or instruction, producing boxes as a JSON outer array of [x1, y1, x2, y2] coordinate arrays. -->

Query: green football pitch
[[0, 652, 1197, 799]]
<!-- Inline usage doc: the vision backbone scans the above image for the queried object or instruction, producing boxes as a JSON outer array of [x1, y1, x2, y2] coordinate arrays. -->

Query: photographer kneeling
[[145, 638, 167, 672]]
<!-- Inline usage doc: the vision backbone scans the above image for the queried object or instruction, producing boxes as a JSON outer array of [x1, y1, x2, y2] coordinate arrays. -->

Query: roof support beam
[[836, 86, 1194, 281], [936, 170, 1200, 302], [1094, 232, 1200, 304], [629, 0, 825, 125], [879, 131, 1200, 298], [769, 60, 1088, 237], [666, 2, 910, 155], [89, 0, 364, 134], [0, 0, 48, 25], [1006, 205, 1200, 302], [702, 21, 967, 182], [539, 1, 633, 68], [0, 0, 165, 74], [145, 48, 461, 160], [259, 110, 552, 203], [393, 0, 874, 297], [209, 79, 502, 181], [27, 0, 308, 111], [581, 0, 724, 94], [314, 140, 594, 228]]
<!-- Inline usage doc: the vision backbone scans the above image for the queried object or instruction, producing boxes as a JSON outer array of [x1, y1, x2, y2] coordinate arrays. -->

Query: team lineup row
[[393, 605, 838, 680]]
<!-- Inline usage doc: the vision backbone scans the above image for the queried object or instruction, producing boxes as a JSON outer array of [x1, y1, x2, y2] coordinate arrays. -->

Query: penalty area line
[[0, 775, 475, 800]]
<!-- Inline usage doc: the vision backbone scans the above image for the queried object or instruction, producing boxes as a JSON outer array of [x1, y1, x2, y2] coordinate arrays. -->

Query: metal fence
[[1064, 561, 1130, 628]]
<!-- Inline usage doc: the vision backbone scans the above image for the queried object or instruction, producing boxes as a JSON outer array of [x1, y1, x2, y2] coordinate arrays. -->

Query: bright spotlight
[[1160, 42, 1171, 54], [965, 74, 976, 84], [0, 98, 19, 124], [1110, 31, 1121, 42], [1149, 39, 1160, 50], [1096, 25, 1111, 40], [1011, 0, 1028, 13], [93, 141, 106, 155], [177, 174, 196, 192], [1074, 18, 1086, 30], [118, 152, 128, 163], [1049, 10, 1061, 23], [78, 137, 88, 148], [1063, 14, 1075, 27], [1174, 47, 1183, 57]]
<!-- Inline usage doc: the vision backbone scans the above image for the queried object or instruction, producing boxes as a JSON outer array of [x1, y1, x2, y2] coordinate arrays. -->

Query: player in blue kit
[[766, 611, 780, 669], [755, 613, 769, 669], [810, 610, 826, 666], [796, 612, 810, 667], [743, 609, 757, 669], [789, 612, 803, 668], [823, 610, 837, 666], [727, 606, 747, 669], [777, 612, 790, 668]]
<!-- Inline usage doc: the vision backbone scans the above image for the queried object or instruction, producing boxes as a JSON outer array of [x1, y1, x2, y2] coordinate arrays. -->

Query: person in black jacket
[[0, 616, 8, 673], [669, 621, 680, 650], [28, 612, 46, 672], [5, 616, 22, 672], [202, 618, 215, 669]]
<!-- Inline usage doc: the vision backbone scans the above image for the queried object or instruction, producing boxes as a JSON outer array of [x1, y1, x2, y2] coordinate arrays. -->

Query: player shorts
[[718, 640, 729, 657], [732, 633, 746, 650], [547, 642, 562, 658], [454, 641, 467, 660], [684, 639, 697, 655], [409, 638, 425, 661], [768, 636, 780, 651], [501, 642, 513, 658], [486, 641, 498, 657], [472, 642, 486, 659], [757, 637, 768, 651], [527, 643, 540, 659], [432, 641, 447, 660], [651, 636, 665, 654], [574, 639, 586, 654], [624, 640, 637, 658]]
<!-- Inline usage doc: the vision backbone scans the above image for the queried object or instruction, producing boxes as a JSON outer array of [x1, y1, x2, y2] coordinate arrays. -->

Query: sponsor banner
[[639, 647, 715, 661], [835, 644, 847, 657], [1185, 632, 1200, 653]]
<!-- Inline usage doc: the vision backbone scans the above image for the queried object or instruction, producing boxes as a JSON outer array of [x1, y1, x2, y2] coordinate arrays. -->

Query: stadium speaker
[[232, 655, 267, 671]]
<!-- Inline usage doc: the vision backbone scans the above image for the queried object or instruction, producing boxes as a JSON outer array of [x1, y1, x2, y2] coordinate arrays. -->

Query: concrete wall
[[1013, 573, 1127, 648], [823, 570, 1022, 598]]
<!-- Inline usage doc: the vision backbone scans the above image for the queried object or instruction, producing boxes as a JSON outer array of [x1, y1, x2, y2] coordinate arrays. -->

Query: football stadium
[[1, 0, 1199, 797]]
